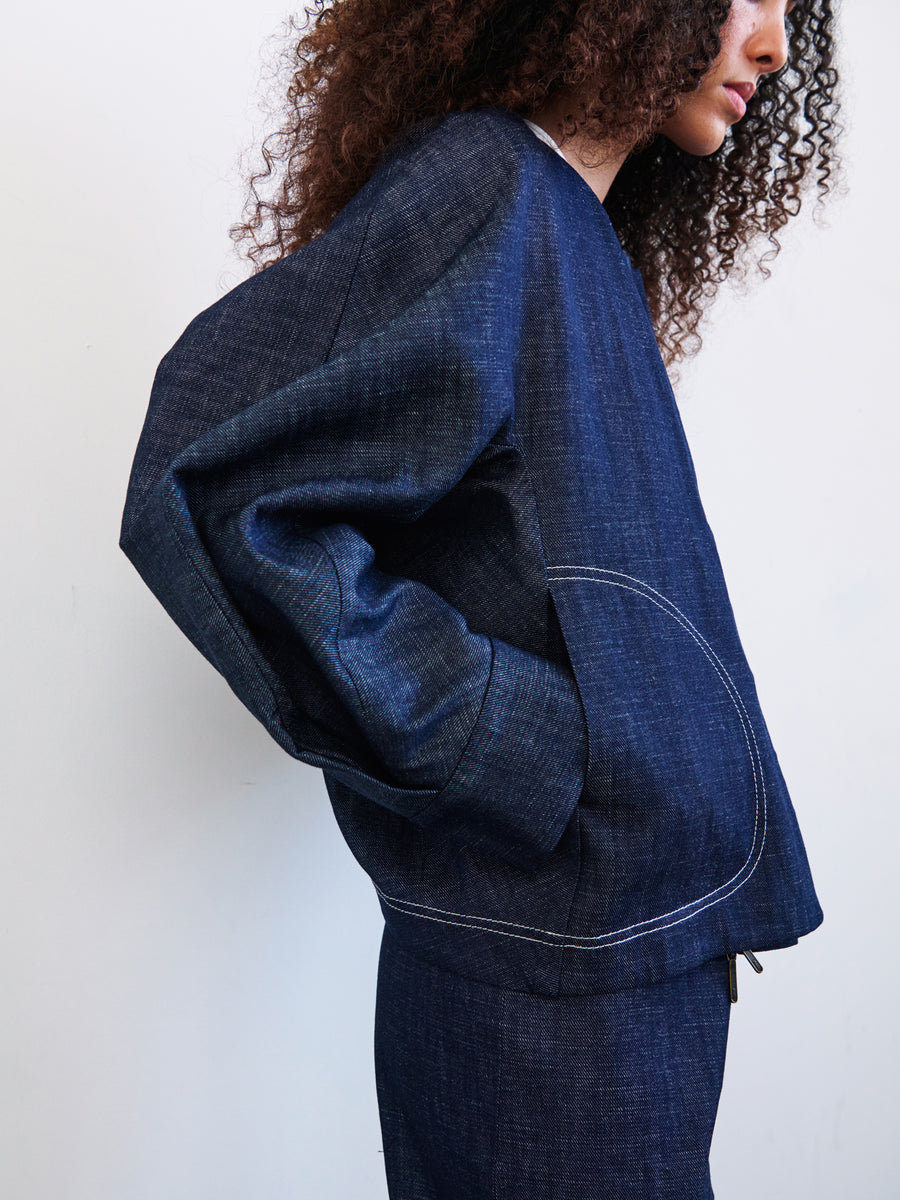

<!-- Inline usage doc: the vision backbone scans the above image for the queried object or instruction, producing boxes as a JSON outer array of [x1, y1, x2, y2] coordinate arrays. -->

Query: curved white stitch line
[[549, 565, 770, 879], [377, 835, 768, 950], [549, 567, 762, 743], [550, 565, 771, 778], [551, 574, 751, 721], [549, 573, 764, 881], [549, 568, 768, 801], [376, 773, 765, 945], [375, 569, 769, 946]]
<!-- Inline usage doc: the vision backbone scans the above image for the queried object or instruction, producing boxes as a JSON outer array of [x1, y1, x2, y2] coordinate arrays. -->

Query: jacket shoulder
[[155, 109, 537, 377], [367, 106, 534, 241], [328, 107, 541, 350]]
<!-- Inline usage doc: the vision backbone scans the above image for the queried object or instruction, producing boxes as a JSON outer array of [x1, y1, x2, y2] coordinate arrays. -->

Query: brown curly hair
[[231, 0, 842, 366]]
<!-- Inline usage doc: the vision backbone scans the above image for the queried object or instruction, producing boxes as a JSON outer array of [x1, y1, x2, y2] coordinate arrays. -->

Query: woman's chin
[[658, 117, 729, 157]]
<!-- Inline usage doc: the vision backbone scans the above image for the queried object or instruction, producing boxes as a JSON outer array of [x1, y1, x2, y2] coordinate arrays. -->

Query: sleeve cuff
[[413, 636, 589, 870]]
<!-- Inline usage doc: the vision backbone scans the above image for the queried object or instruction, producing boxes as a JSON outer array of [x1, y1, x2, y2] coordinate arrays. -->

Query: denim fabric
[[119, 103, 823, 997], [375, 927, 731, 1199]]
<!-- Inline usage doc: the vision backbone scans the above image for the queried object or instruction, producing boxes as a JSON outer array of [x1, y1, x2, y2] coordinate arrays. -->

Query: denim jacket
[[120, 105, 823, 995]]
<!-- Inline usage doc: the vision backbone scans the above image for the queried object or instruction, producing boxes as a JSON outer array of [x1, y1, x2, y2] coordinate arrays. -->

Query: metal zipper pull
[[726, 952, 738, 1003], [741, 949, 764, 974], [727, 949, 763, 1003]]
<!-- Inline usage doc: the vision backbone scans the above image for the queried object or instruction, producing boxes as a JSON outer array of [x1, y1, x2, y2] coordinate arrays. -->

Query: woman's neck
[[526, 92, 633, 203]]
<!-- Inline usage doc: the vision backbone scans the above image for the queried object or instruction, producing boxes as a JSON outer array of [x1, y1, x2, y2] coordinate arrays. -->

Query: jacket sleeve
[[119, 150, 588, 872]]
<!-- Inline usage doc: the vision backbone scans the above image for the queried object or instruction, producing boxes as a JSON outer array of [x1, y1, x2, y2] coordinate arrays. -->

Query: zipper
[[726, 950, 764, 1003]]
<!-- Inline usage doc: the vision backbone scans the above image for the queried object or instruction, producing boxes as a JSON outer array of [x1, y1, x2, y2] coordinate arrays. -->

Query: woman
[[120, 0, 840, 1195]]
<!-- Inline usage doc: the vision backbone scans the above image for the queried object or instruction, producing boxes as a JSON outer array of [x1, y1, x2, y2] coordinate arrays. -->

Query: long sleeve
[[120, 136, 588, 871]]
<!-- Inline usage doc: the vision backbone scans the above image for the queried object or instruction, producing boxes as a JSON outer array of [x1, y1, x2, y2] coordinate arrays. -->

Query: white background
[[1, 1, 896, 1196]]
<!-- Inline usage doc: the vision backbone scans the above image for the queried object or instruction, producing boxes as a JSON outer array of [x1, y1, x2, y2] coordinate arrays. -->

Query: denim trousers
[[374, 927, 732, 1199]]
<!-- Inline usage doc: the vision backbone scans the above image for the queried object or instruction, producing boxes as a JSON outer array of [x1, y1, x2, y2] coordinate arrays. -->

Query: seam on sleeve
[[313, 528, 370, 719], [413, 637, 497, 813], [123, 203, 377, 548], [323, 156, 402, 364]]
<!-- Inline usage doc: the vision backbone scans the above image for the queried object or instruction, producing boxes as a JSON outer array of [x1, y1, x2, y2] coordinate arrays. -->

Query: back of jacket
[[120, 104, 823, 996]]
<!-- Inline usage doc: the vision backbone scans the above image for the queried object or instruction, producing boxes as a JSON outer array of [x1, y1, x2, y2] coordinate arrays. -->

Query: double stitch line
[[376, 568, 768, 948]]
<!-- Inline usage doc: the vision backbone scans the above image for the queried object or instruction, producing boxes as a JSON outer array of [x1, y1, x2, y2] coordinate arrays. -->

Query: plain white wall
[[1, 1, 895, 1197]]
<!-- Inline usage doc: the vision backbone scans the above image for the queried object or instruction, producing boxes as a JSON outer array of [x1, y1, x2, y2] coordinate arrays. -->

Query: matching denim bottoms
[[374, 928, 732, 1199]]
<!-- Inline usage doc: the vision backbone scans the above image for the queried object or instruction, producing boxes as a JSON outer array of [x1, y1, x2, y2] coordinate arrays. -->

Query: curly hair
[[231, 0, 842, 367]]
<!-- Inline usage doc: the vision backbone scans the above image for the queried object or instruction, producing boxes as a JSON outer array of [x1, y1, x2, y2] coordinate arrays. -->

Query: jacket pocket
[[544, 565, 766, 937]]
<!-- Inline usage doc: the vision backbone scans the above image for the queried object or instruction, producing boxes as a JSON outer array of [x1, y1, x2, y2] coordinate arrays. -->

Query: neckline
[[508, 110, 615, 222], [521, 117, 568, 161], [508, 110, 640, 277]]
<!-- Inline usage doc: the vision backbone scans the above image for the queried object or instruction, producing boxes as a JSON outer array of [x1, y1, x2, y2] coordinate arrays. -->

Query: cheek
[[672, 86, 718, 129], [716, 0, 756, 61]]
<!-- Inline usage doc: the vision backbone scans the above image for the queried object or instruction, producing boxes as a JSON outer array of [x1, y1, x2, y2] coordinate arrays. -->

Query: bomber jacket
[[119, 104, 823, 996]]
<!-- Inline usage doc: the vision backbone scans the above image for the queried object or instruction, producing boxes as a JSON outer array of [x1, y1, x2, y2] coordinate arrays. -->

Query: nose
[[751, 7, 790, 78]]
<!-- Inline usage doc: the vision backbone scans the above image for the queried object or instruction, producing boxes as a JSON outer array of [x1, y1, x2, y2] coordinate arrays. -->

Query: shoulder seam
[[323, 155, 402, 364]]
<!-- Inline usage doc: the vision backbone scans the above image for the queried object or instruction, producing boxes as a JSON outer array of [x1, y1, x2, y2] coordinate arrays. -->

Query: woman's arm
[[120, 166, 588, 870]]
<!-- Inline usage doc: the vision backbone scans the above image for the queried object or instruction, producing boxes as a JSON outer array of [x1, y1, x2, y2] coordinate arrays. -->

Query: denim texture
[[375, 927, 731, 1199], [120, 104, 823, 997]]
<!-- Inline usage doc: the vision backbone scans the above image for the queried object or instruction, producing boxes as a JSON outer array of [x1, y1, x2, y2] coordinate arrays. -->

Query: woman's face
[[658, 0, 796, 155]]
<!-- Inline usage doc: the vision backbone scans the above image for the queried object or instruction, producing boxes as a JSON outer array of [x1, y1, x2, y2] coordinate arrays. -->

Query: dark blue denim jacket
[[120, 105, 823, 995]]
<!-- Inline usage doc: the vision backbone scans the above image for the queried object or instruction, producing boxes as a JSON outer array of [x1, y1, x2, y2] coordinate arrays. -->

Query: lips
[[722, 85, 747, 118], [725, 80, 757, 103], [722, 80, 756, 120]]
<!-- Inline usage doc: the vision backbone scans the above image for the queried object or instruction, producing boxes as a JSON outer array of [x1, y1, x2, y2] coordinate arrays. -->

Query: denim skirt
[[374, 928, 732, 1199]]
